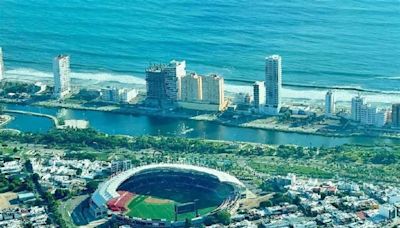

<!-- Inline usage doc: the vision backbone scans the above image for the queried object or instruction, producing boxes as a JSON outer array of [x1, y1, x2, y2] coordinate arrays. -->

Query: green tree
[[86, 181, 99, 193], [54, 189, 70, 200], [259, 200, 273, 208], [24, 160, 33, 173], [76, 168, 82, 176], [215, 210, 231, 225], [32, 173, 40, 182]]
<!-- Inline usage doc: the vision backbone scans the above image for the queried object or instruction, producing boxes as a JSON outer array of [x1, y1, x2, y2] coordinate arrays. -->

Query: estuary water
[[4, 104, 400, 147]]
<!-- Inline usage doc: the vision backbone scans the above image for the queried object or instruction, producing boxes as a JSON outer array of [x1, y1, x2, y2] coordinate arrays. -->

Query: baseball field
[[126, 194, 216, 221]]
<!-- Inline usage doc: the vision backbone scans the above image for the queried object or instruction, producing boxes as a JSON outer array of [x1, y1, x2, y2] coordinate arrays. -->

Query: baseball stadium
[[90, 164, 245, 226]]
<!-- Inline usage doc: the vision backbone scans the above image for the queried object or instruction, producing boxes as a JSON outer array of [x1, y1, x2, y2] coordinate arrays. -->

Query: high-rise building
[[375, 110, 388, 127], [53, 55, 71, 99], [164, 60, 186, 101], [202, 74, 225, 110], [325, 90, 335, 117], [179, 73, 226, 111], [0, 47, 4, 81], [253, 81, 266, 108], [392, 104, 400, 128], [360, 104, 377, 125], [351, 95, 365, 121], [264, 55, 282, 115], [145, 60, 186, 106], [181, 72, 202, 102]]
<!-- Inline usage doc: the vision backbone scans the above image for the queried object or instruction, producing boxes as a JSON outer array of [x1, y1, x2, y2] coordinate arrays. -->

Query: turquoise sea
[[0, 0, 399, 92]]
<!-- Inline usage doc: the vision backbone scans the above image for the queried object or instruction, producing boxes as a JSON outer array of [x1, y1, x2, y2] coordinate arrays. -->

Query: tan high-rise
[[202, 74, 224, 107], [181, 73, 202, 102]]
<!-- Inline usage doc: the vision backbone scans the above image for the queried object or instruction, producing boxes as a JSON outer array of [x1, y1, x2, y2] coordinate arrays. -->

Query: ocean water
[[1, 0, 399, 97]]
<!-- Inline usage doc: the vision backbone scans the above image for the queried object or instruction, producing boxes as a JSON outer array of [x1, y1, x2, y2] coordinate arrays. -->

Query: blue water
[[0, 0, 399, 91], [5, 104, 400, 147]]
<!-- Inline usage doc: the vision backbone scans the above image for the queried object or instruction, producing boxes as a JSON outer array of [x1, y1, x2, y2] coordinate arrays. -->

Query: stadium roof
[[91, 163, 245, 207]]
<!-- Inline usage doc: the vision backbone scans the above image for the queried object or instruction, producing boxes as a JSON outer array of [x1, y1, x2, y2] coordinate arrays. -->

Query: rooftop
[[146, 60, 185, 72], [55, 54, 69, 59], [266, 54, 281, 60]]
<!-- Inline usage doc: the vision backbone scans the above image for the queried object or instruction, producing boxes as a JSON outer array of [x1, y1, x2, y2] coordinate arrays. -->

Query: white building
[[120, 88, 138, 103], [379, 204, 396, 219], [164, 60, 186, 101], [0, 47, 4, 81], [253, 81, 266, 109], [388, 193, 400, 204], [64, 119, 89, 129], [181, 72, 202, 102], [34, 82, 47, 94], [53, 55, 71, 99], [111, 160, 131, 174], [325, 90, 335, 117], [264, 55, 282, 115], [351, 95, 365, 121], [359, 104, 388, 127], [360, 105, 377, 125], [100, 88, 138, 103], [0, 161, 22, 174]]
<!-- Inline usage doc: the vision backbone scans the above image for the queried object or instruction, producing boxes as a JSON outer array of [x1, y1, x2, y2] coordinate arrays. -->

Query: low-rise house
[[17, 192, 35, 203]]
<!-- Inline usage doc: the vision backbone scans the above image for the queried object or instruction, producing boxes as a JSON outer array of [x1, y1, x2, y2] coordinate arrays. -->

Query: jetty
[[4, 110, 61, 128]]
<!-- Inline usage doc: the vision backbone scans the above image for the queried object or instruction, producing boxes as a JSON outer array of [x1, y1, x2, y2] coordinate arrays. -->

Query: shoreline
[[1, 69, 399, 141], [3, 99, 400, 141], [4, 68, 400, 105], [0, 114, 13, 128]]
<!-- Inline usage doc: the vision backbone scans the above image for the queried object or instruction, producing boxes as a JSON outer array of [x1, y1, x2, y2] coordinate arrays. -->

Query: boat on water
[[177, 123, 194, 135]]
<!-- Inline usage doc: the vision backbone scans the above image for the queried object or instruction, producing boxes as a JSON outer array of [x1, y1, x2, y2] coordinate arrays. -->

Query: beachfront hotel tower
[[351, 95, 365, 122], [253, 81, 266, 109], [392, 104, 400, 128], [202, 74, 224, 107], [179, 72, 226, 111], [0, 47, 4, 81], [181, 72, 202, 102], [145, 60, 186, 107], [264, 55, 282, 115], [325, 90, 335, 117], [53, 55, 71, 99]]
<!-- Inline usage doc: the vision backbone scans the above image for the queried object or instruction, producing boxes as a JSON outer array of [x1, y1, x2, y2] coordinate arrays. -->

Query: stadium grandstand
[[89, 163, 246, 227]]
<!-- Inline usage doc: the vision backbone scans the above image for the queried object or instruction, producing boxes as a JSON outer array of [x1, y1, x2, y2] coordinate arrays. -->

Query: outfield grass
[[126, 195, 175, 220], [126, 195, 216, 221]]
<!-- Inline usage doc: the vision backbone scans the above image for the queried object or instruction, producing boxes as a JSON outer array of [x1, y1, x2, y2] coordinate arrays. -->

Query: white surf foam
[[226, 83, 399, 104], [5, 68, 399, 104], [5, 68, 146, 85]]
